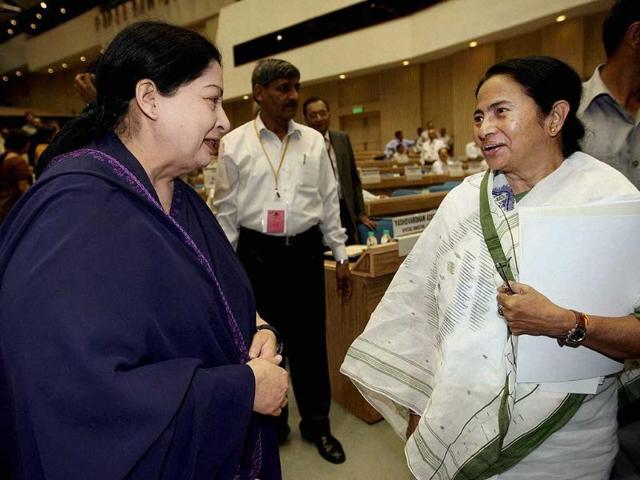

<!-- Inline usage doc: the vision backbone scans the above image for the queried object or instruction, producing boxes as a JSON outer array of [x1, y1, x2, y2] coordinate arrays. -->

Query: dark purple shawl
[[0, 133, 280, 479]]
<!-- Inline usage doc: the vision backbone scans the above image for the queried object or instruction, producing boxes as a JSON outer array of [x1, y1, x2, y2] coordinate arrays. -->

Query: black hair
[[251, 58, 300, 89], [394, 130, 402, 138], [4, 130, 30, 153], [40, 21, 221, 169], [475, 56, 584, 158], [302, 96, 330, 116], [602, 0, 640, 57]]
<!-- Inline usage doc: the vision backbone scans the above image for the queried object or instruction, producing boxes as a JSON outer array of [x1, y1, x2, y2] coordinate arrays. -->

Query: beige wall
[[222, 8, 607, 156]]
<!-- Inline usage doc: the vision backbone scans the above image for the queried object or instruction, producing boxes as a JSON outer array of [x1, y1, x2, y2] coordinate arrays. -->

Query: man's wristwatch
[[557, 310, 588, 348], [256, 324, 284, 354]]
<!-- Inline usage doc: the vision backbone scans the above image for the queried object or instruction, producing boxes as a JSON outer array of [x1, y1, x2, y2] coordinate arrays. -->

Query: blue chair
[[357, 218, 394, 244], [429, 181, 462, 192]]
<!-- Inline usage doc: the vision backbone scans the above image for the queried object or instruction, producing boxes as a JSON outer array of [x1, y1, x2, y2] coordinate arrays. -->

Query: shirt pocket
[[297, 154, 319, 190]]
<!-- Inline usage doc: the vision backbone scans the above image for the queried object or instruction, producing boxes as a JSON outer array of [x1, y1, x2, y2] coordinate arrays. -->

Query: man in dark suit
[[303, 96, 376, 244]]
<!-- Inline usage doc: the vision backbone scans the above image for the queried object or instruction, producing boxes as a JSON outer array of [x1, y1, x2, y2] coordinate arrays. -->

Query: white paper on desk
[[516, 200, 640, 385]]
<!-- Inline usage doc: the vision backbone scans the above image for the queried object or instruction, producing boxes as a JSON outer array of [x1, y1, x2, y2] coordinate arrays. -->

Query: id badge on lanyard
[[262, 199, 288, 234]]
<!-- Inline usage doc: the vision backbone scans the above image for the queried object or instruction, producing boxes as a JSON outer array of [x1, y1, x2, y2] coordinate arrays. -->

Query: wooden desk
[[365, 191, 447, 216], [361, 173, 464, 195], [357, 159, 421, 169], [325, 243, 404, 423]]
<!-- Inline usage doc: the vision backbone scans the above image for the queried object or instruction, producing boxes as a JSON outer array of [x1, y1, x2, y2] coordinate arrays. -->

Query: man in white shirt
[[465, 140, 483, 160], [383, 130, 413, 158], [579, 0, 640, 188], [214, 59, 349, 464], [303, 96, 376, 244], [419, 127, 445, 165]]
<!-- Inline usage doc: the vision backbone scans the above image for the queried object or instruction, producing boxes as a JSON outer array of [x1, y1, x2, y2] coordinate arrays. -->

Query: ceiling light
[[40, 2, 47, 8], [35, 13, 43, 19], [469, 41, 478, 48], [15, 70, 22, 77], [2, 76, 8, 82], [60, 7, 66, 14], [276, 34, 283, 41], [61, 62, 68, 69], [47, 67, 54, 74], [80, 56, 86, 62], [339, 74, 346, 80], [556, 15, 567, 23], [30, 23, 37, 29], [243, 95, 249, 100], [10, 19, 17, 26], [402, 60, 410, 66], [7, 28, 14, 35]]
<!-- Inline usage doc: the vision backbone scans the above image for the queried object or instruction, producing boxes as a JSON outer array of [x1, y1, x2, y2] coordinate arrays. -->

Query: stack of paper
[[516, 198, 640, 394]]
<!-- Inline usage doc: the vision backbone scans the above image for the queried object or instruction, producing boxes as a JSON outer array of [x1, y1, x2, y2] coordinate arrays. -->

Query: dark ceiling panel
[[233, 0, 442, 67]]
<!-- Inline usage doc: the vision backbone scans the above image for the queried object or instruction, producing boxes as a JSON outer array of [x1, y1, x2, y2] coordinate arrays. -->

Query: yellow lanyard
[[254, 118, 291, 198]]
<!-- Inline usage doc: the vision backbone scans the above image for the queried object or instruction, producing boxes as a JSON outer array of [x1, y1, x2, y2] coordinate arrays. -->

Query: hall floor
[[280, 396, 410, 479]]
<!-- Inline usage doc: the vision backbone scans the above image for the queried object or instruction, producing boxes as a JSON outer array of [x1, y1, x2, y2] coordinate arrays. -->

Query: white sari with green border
[[341, 152, 640, 480]]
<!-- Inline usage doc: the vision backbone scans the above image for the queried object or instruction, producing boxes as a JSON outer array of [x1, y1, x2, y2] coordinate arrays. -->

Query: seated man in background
[[465, 139, 483, 160], [304, 96, 376, 244], [430, 146, 450, 175], [419, 126, 445, 165], [384, 130, 413, 158], [438, 126, 453, 152], [392, 143, 410, 164]]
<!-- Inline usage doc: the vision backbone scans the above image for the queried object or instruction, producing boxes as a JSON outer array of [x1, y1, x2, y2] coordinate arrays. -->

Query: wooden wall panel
[[421, 57, 453, 138], [339, 111, 381, 152], [451, 44, 496, 156], [583, 10, 607, 80], [541, 17, 585, 77], [496, 30, 542, 62], [225, 98, 254, 130], [338, 73, 380, 108], [379, 65, 421, 146]]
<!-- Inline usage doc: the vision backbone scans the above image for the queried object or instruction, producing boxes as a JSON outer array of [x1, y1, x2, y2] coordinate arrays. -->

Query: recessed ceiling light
[[243, 95, 249, 100], [36, 13, 42, 19], [276, 34, 283, 41], [556, 15, 567, 23], [339, 74, 346, 80], [59, 7, 66, 14], [99, 48, 105, 54], [402, 60, 410, 66], [80, 56, 86, 62], [61, 62, 68, 69], [15, 70, 22, 77], [7, 28, 14, 35], [40, 2, 47, 8], [47, 67, 54, 74], [2, 76, 8, 82], [10, 19, 17, 26], [30, 23, 37, 29], [469, 41, 478, 48]]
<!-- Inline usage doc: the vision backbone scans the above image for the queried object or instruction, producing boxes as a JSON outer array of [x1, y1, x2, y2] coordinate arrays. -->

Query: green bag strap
[[479, 169, 514, 281]]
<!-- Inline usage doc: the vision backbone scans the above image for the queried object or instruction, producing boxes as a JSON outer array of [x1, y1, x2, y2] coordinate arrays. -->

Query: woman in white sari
[[341, 57, 640, 480]]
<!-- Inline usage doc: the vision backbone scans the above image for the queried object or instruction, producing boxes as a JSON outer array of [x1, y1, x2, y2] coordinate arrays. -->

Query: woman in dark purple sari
[[0, 22, 287, 480]]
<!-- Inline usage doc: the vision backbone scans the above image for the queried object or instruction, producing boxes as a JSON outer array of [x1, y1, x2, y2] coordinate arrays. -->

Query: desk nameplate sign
[[392, 209, 437, 237], [404, 166, 422, 181], [360, 168, 381, 184]]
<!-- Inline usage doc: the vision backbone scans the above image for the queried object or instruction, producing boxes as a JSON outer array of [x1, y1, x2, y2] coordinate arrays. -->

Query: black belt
[[238, 226, 321, 248]]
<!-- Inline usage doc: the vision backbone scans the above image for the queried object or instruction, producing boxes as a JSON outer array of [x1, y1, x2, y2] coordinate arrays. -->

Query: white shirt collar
[[579, 65, 615, 115], [255, 112, 301, 138]]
